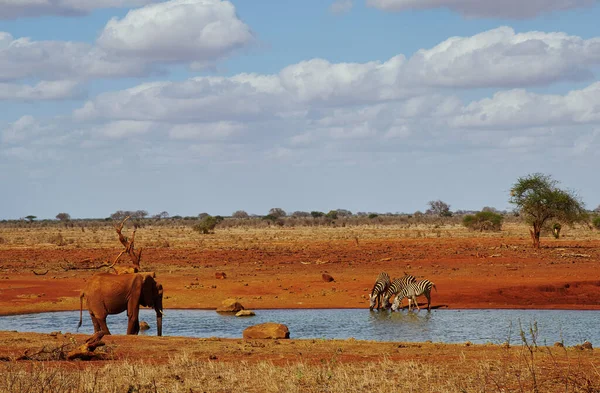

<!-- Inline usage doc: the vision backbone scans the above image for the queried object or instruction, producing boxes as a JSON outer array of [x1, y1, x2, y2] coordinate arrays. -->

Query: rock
[[554, 342, 564, 348], [216, 298, 244, 313], [215, 272, 227, 279], [139, 321, 150, 331], [243, 323, 289, 339], [582, 341, 593, 350], [322, 273, 334, 282], [236, 310, 255, 317]]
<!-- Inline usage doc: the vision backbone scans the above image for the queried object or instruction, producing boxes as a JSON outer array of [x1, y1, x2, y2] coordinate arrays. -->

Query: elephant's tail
[[77, 291, 84, 331]]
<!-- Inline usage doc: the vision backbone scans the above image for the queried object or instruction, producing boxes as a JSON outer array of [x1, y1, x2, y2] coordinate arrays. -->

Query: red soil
[[1, 237, 599, 316]]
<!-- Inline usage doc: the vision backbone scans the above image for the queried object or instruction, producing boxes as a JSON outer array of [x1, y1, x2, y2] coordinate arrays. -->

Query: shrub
[[193, 216, 218, 234], [593, 216, 600, 230], [552, 223, 562, 239], [368, 213, 379, 219], [462, 211, 503, 231], [310, 211, 324, 218]]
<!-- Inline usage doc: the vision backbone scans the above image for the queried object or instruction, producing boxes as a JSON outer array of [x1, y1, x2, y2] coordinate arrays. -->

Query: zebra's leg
[[413, 295, 421, 312], [426, 291, 431, 311]]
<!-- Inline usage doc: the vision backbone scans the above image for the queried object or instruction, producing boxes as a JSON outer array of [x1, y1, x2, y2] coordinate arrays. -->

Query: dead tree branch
[[114, 216, 142, 270], [32, 270, 49, 276]]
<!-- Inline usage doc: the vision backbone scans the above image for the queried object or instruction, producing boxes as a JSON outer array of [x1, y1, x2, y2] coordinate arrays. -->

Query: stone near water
[[243, 322, 290, 339], [140, 321, 150, 331], [236, 310, 255, 317], [216, 298, 244, 313]]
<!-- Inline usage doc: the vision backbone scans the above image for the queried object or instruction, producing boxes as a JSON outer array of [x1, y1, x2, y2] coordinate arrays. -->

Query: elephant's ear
[[140, 275, 155, 308]]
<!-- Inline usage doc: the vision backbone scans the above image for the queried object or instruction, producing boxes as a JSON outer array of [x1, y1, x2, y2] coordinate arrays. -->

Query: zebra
[[382, 274, 416, 309], [391, 279, 437, 312], [369, 272, 391, 310]]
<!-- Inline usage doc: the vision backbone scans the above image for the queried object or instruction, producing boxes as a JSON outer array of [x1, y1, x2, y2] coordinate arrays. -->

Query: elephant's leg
[[127, 315, 140, 335], [93, 314, 111, 335], [127, 303, 140, 335], [89, 311, 101, 333]]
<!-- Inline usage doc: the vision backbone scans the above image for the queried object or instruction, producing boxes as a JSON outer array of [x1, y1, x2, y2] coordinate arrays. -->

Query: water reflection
[[0, 309, 598, 346]]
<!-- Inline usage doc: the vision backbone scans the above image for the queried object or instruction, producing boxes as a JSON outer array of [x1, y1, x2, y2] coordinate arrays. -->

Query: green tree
[[426, 200, 452, 217], [462, 211, 503, 231], [193, 215, 218, 234], [24, 215, 36, 223], [509, 173, 586, 248], [232, 210, 249, 219], [55, 212, 71, 221], [268, 208, 286, 218], [310, 211, 324, 218]]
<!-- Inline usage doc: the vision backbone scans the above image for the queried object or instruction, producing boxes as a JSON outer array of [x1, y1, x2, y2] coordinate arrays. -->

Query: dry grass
[[1, 345, 599, 393], [0, 221, 598, 251]]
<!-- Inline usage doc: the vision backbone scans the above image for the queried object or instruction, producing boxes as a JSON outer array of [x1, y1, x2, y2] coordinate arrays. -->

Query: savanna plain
[[0, 220, 599, 392]]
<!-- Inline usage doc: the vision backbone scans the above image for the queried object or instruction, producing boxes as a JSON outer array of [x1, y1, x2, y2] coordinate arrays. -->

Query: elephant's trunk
[[156, 311, 163, 337]]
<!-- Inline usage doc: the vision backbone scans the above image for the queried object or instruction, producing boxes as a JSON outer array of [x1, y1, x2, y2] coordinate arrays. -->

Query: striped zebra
[[382, 274, 416, 309], [369, 272, 391, 310], [391, 279, 437, 312]]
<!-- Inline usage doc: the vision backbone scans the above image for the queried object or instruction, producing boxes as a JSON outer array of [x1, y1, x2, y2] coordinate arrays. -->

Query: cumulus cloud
[[94, 120, 156, 139], [330, 0, 353, 14], [97, 0, 254, 65], [0, 32, 151, 82], [0, 80, 83, 100], [366, 0, 596, 19], [72, 26, 600, 125], [169, 122, 245, 140], [403, 27, 600, 88], [451, 82, 600, 129], [1, 115, 40, 143], [0, 0, 158, 20], [1, 1, 255, 99]]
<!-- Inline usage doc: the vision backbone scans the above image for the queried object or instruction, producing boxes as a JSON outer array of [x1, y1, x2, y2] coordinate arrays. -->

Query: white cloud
[[95, 120, 155, 139], [0, 0, 158, 19], [366, 0, 596, 19], [169, 122, 245, 140], [97, 0, 254, 65], [451, 82, 600, 129], [0, 32, 151, 82], [0, 80, 83, 100], [330, 0, 353, 14], [1, 115, 39, 143], [404, 27, 600, 88]]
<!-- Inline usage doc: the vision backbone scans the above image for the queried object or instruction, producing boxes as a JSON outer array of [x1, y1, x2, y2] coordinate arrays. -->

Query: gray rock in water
[[139, 321, 150, 331]]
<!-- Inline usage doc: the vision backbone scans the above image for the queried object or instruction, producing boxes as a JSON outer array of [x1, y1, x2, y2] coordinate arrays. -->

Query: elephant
[[78, 272, 163, 336]]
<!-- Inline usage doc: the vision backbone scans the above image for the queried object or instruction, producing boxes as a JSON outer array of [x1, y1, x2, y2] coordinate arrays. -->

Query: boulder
[[215, 272, 227, 279], [236, 310, 256, 317], [582, 341, 593, 350], [322, 273, 334, 282], [139, 321, 150, 331], [216, 298, 244, 313], [243, 323, 289, 339]]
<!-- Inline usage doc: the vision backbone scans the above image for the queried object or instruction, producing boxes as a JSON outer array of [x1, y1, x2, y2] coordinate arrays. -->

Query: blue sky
[[1, 0, 599, 219]]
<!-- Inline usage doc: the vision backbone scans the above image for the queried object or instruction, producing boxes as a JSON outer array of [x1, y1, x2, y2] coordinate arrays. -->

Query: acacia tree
[[232, 210, 249, 219], [509, 173, 586, 249], [268, 208, 286, 218], [426, 200, 452, 217], [56, 212, 71, 221]]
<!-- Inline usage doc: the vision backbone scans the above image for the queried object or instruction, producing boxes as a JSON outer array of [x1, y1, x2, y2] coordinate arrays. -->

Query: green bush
[[462, 211, 504, 231], [593, 216, 600, 230], [193, 215, 218, 234], [368, 213, 379, 219]]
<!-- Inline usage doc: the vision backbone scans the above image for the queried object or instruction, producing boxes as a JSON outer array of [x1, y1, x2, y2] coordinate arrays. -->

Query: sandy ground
[[1, 236, 599, 315], [0, 225, 599, 389]]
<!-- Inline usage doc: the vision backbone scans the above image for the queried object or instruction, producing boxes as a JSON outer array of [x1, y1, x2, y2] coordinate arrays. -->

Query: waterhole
[[1, 309, 598, 345]]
